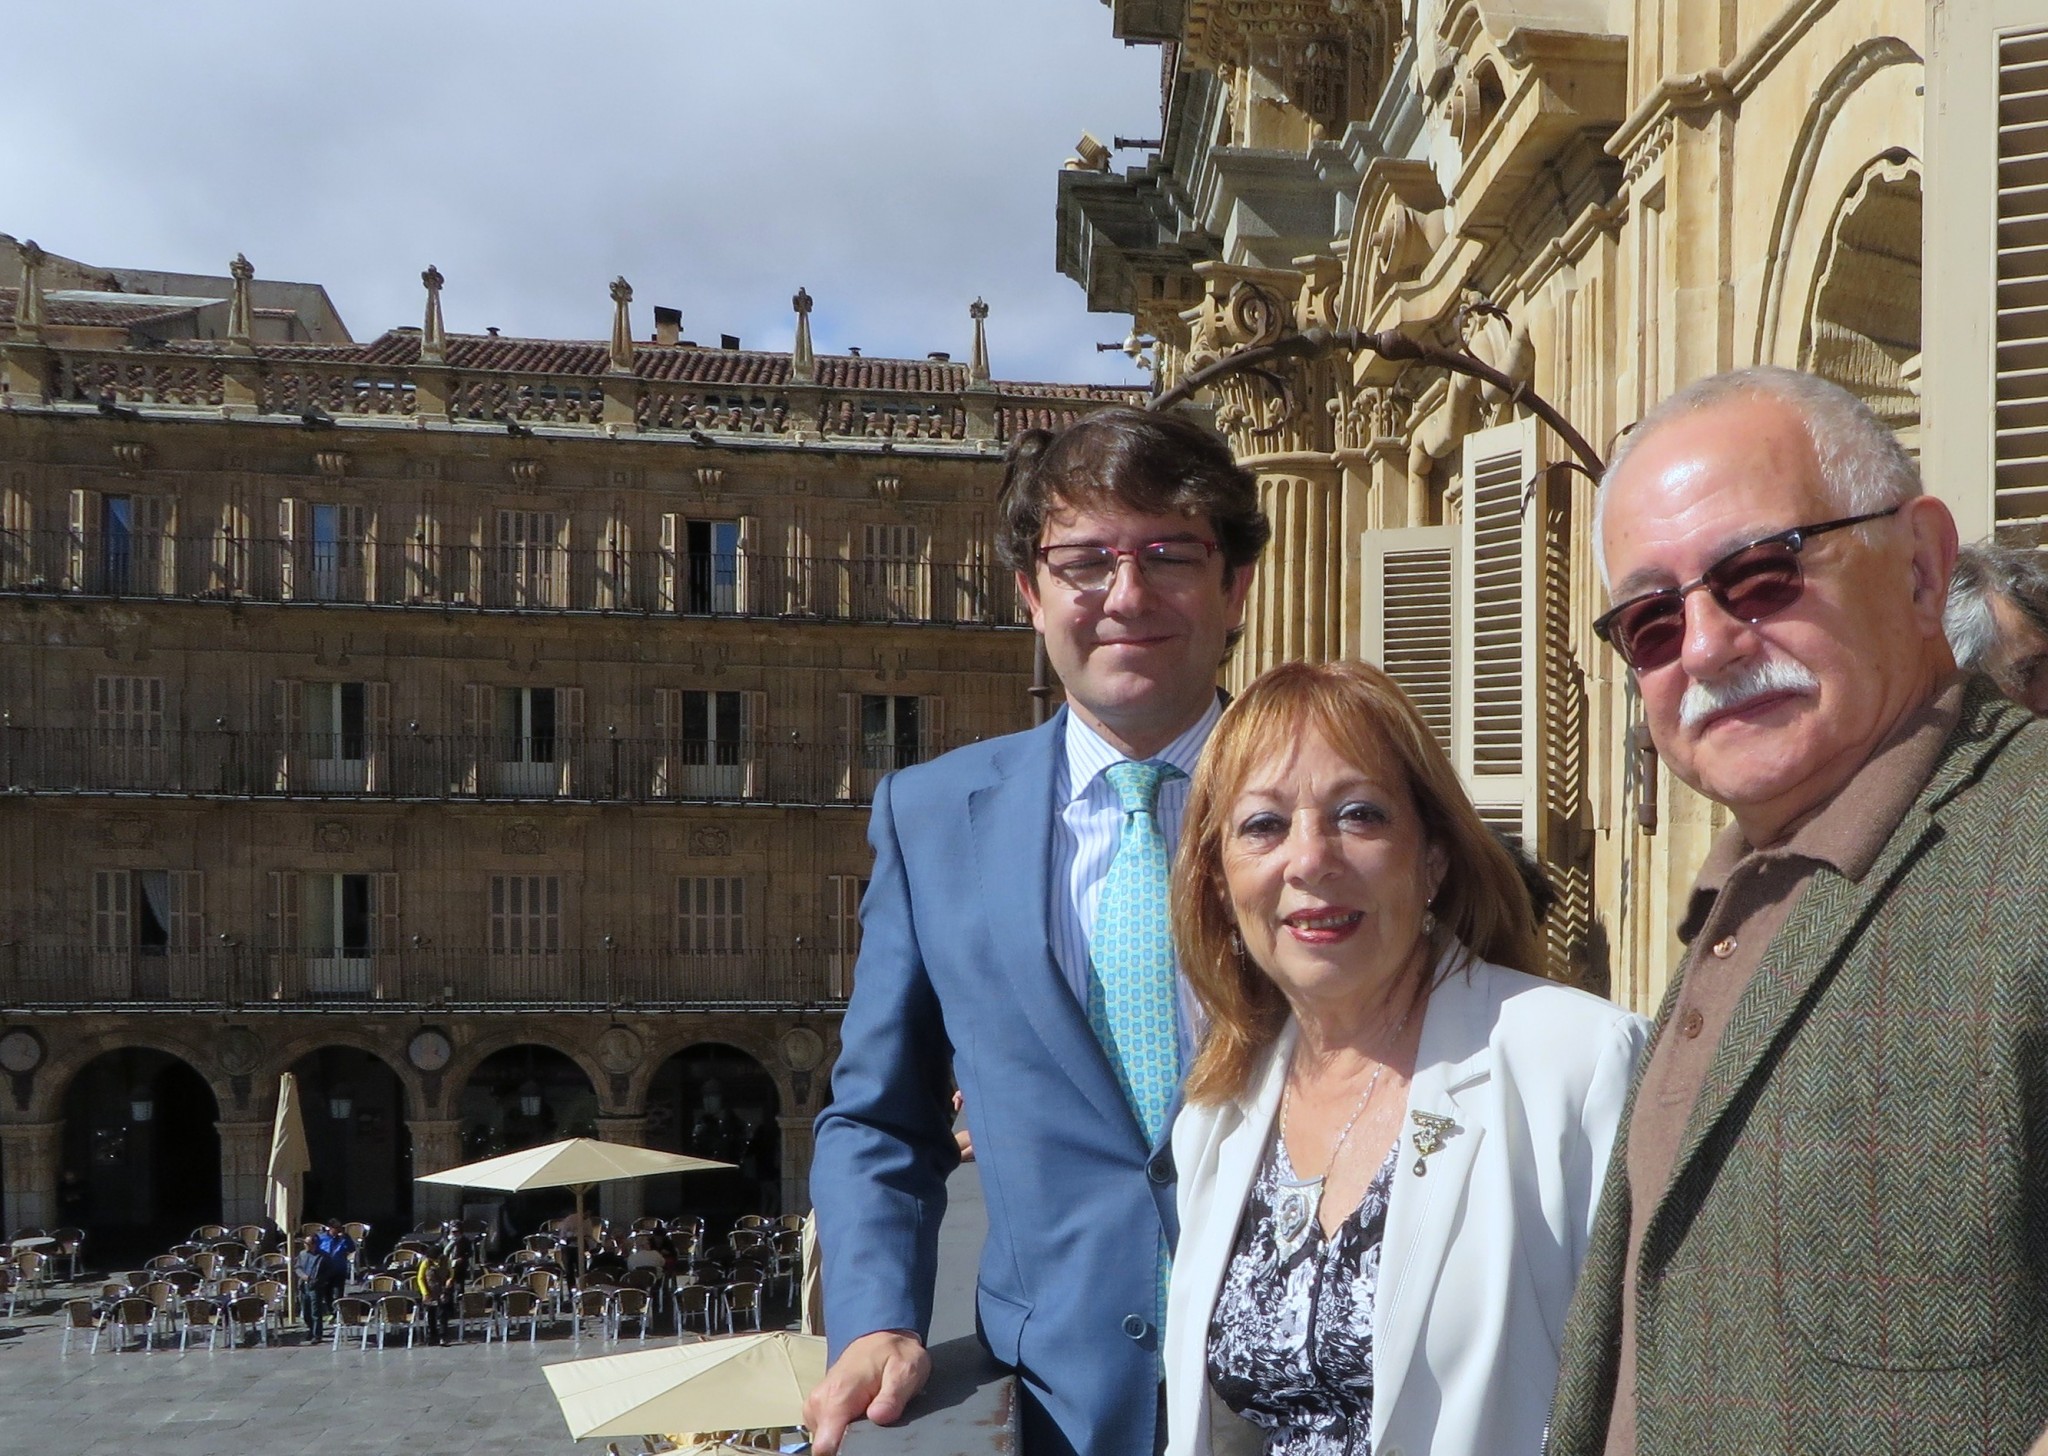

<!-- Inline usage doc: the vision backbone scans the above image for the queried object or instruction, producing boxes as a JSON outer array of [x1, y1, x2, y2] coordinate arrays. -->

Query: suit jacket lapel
[[967, 710, 1138, 1137], [1373, 964, 1492, 1418], [1643, 685, 2027, 1267]]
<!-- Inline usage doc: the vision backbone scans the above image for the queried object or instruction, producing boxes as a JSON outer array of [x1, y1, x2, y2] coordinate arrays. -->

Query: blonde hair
[[1171, 659, 1541, 1104]]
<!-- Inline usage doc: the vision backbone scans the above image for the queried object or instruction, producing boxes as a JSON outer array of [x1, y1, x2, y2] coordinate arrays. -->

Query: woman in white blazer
[[1164, 661, 1648, 1456]]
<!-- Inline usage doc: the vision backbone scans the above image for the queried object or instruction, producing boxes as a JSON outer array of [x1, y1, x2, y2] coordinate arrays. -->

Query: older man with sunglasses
[[1548, 366, 2048, 1456]]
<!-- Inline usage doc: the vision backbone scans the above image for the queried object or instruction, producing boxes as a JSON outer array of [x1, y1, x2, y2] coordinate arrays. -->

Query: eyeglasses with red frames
[[1592, 505, 1901, 672], [1035, 539, 1220, 593]]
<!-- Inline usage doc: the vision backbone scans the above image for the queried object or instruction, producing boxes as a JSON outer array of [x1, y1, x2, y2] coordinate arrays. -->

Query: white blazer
[[1165, 950, 1650, 1456]]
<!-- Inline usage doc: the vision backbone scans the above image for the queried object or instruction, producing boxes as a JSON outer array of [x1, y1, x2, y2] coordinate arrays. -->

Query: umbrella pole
[[575, 1182, 589, 1290]]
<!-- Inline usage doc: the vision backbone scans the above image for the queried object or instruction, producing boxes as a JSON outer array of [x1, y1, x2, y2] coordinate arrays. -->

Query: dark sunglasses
[[1593, 505, 1901, 672]]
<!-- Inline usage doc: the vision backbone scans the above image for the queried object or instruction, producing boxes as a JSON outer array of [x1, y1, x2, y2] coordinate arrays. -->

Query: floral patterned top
[[1205, 1134, 1401, 1456]]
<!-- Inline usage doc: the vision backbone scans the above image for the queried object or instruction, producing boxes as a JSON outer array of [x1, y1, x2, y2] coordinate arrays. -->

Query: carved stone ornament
[[314, 450, 350, 479], [314, 820, 354, 853], [872, 473, 901, 503], [1224, 280, 1288, 351], [503, 821, 545, 856], [112, 441, 153, 475], [780, 1026, 825, 1073], [508, 458, 544, 487], [687, 825, 733, 858], [596, 1026, 644, 1076], [103, 816, 152, 849], [217, 1026, 262, 1078]]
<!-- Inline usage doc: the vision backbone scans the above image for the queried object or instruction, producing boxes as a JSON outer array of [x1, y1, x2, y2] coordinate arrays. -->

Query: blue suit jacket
[[812, 709, 1179, 1456]]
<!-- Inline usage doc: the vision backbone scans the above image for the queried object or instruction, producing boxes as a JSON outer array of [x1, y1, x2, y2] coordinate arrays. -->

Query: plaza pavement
[[0, 1280, 650, 1455]]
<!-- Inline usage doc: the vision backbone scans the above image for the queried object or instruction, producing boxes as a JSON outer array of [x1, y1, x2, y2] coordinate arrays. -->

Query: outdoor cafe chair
[[179, 1297, 224, 1353], [609, 1286, 652, 1343], [297, 1221, 326, 1240], [473, 1271, 510, 1292], [165, 1269, 202, 1295], [233, 1224, 267, 1250], [170, 1240, 203, 1259], [52, 1227, 86, 1280], [386, 1248, 424, 1273], [141, 1280, 179, 1336], [191, 1251, 221, 1280], [10, 1225, 46, 1241], [191, 1223, 228, 1242], [674, 1282, 717, 1338], [331, 1296, 374, 1351], [105, 1296, 156, 1352], [775, 1212, 806, 1232], [0, 1268, 15, 1319], [144, 1253, 186, 1273], [768, 1230, 802, 1301], [213, 1276, 250, 1300], [60, 1298, 102, 1355], [342, 1222, 372, 1277], [723, 1280, 763, 1333], [456, 1289, 495, 1343], [252, 1278, 287, 1319], [226, 1294, 273, 1348], [366, 1274, 402, 1294], [372, 1294, 418, 1350], [14, 1248, 52, 1300], [499, 1288, 541, 1344], [256, 1251, 291, 1274], [571, 1286, 611, 1345], [524, 1267, 560, 1316], [96, 1281, 128, 1305]]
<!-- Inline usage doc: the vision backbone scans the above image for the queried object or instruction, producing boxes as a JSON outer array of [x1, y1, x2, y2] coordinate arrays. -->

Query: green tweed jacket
[[1549, 682, 2048, 1456]]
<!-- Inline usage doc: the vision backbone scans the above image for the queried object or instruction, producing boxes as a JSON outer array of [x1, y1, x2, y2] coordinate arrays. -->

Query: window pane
[[340, 875, 372, 954], [531, 689, 556, 762]]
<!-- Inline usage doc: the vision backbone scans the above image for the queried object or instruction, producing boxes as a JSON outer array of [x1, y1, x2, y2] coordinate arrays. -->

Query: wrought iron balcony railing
[[0, 946, 850, 1012], [0, 529, 1028, 626], [1, 728, 948, 805]]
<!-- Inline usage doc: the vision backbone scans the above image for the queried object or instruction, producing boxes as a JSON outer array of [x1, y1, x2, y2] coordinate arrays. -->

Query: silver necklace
[[1271, 998, 1416, 1263]]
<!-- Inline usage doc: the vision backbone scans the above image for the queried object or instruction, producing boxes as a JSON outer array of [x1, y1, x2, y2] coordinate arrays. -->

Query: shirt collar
[[1679, 673, 1969, 940], [1061, 692, 1223, 803]]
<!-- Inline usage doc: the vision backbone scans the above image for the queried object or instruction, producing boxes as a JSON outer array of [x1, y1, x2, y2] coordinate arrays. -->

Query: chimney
[[848, 346, 861, 357], [720, 333, 741, 351], [928, 351, 951, 362], [654, 306, 681, 346]]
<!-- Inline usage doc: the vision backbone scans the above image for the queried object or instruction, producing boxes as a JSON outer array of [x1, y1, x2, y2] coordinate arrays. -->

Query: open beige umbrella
[[415, 1137, 731, 1277], [544, 1330, 827, 1440]]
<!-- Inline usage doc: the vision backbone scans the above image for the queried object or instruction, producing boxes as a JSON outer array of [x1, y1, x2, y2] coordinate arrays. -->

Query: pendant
[[1272, 1177, 1321, 1262], [1409, 1110, 1458, 1177]]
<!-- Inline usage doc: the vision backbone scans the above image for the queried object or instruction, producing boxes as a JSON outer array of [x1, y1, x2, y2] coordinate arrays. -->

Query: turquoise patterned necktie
[[1089, 758, 1185, 1344], [1088, 759, 1185, 1146]]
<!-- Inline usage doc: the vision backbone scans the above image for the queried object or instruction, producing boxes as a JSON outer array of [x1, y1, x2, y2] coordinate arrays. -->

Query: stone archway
[[453, 1045, 597, 1236], [288, 1046, 413, 1234], [60, 1047, 221, 1259], [1801, 156, 1923, 435], [643, 1042, 783, 1226]]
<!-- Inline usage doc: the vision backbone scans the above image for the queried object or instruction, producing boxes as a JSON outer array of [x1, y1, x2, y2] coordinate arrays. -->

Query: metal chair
[[226, 1294, 272, 1348], [499, 1288, 542, 1343], [571, 1286, 611, 1345], [60, 1298, 102, 1355], [723, 1280, 763, 1333], [342, 1222, 372, 1280], [331, 1296, 374, 1350], [233, 1224, 267, 1251], [372, 1294, 418, 1350], [366, 1274, 402, 1294], [14, 1248, 52, 1302], [675, 1283, 718, 1338], [610, 1286, 652, 1342], [52, 1227, 86, 1281], [456, 1289, 495, 1343], [179, 1296, 224, 1353], [104, 1296, 156, 1352]]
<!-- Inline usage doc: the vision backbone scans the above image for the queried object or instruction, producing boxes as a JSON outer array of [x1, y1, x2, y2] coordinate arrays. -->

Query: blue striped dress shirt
[[1050, 694, 1222, 1072]]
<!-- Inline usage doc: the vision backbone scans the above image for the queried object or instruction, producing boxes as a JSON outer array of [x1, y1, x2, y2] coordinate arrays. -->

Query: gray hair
[[1945, 538, 2048, 670], [1593, 366, 1922, 591]]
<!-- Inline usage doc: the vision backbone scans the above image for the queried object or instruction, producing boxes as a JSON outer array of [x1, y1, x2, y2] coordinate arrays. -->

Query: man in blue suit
[[806, 407, 1268, 1456]]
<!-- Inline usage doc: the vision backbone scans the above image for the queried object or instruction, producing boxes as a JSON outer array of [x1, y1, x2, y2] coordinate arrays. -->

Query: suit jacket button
[[1122, 1314, 1148, 1340], [1147, 1150, 1173, 1184]]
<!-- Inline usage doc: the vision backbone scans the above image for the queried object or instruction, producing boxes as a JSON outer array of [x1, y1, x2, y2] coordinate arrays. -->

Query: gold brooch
[[1409, 1111, 1459, 1176]]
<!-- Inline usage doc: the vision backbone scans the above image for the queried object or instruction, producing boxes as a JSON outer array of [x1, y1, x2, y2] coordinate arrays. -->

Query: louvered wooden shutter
[[741, 689, 767, 797], [839, 691, 861, 799], [919, 695, 947, 764], [270, 869, 300, 950], [652, 686, 680, 797], [787, 504, 812, 612], [353, 503, 377, 601], [277, 497, 300, 600], [373, 872, 400, 999], [365, 681, 391, 792], [134, 495, 172, 594], [67, 487, 99, 591], [557, 687, 585, 795], [92, 868, 132, 999], [274, 679, 303, 792], [827, 873, 865, 997], [736, 514, 758, 614], [658, 512, 681, 612], [0, 481, 29, 589], [1457, 419, 1540, 846], [169, 870, 204, 952], [1362, 526, 1457, 758], [1996, 26, 2048, 541]]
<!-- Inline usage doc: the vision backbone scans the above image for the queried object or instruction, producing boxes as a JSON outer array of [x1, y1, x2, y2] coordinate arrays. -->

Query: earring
[[1422, 911, 1437, 939], [1227, 930, 1244, 960]]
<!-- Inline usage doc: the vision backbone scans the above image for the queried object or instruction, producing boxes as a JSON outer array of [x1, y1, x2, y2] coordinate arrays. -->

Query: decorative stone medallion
[[217, 1026, 262, 1078], [780, 1026, 825, 1072], [0, 1028, 45, 1074], [503, 821, 544, 855], [314, 820, 354, 853], [596, 1026, 644, 1076], [688, 826, 733, 857]]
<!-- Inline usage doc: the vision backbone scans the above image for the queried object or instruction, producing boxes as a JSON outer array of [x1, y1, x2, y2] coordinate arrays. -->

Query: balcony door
[[305, 682, 368, 792], [304, 872, 375, 997]]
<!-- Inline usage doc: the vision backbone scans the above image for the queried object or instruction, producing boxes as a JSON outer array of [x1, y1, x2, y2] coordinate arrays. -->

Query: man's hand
[[952, 1090, 975, 1162], [804, 1329, 931, 1456]]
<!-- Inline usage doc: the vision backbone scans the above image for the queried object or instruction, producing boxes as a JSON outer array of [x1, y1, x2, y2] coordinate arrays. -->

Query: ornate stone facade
[[1061, 0, 1967, 1011]]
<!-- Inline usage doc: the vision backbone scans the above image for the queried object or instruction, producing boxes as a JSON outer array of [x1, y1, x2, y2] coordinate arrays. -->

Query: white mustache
[[1678, 656, 1820, 730]]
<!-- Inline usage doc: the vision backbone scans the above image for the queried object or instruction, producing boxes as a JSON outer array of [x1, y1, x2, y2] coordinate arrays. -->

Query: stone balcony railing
[[0, 530, 1029, 627], [1, 728, 956, 807], [0, 945, 848, 1012]]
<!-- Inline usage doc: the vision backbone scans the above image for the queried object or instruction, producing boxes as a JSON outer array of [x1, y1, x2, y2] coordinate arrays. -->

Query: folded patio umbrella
[[544, 1330, 827, 1440]]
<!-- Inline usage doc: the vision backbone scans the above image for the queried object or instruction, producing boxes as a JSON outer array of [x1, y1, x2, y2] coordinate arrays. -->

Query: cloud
[[4, 0, 1165, 383]]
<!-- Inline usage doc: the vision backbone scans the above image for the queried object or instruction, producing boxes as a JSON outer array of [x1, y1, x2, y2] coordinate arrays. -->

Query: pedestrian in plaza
[[414, 1255, 453, 1346], [1550, 365, 2048, 1455], [807, 406, 1270, 1456], [295, 1234, 330, 1345]]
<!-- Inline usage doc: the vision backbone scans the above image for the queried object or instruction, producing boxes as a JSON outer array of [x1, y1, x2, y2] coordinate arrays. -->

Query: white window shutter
[[1361, 525, 1458, 759], [92, 868, 133, 999], [67, 487, 99, 591], [169, 870, 204, 952], [365, 681, 391, 793], [277, 497, 300, 600], [652, 686, 680, 797], [737, 513, 758, 613], [462, 682, 487, 794], [742, 689, 768, 797], [1997, 27, 2048, 541], [1456, 417, 1540, 847], [557, 686, 585, 795], [658, 513, 681, 612], [274, 679, 303, 792], [919, 695, 948, 763]]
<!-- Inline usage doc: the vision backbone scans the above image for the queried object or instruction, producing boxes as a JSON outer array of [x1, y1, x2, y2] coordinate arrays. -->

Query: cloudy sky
[[5, 2, 1163, 384]]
